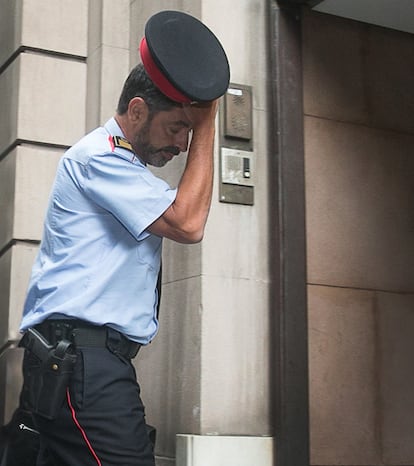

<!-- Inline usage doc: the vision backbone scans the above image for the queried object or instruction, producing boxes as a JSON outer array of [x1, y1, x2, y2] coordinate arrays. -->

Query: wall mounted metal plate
[[221, 147, 254, 187], [219, 148, 254, 205], [219, 84, 254, 205], [223, 85, 253, 141]]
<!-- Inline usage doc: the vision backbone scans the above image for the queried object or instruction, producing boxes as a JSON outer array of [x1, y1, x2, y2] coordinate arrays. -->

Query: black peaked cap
[[140, 10, 230, 103]]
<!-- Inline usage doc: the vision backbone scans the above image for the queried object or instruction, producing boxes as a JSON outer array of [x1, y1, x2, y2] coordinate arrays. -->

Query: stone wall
[[303, 10, 414, 465]]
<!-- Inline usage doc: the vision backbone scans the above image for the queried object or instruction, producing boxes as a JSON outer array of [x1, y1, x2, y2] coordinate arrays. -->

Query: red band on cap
[[139, 37, 191, 104]]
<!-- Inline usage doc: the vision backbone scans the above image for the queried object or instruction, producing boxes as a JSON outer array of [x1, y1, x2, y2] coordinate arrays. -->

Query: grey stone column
[[0, 0, 87, 423], [130, 1, 274, 465]]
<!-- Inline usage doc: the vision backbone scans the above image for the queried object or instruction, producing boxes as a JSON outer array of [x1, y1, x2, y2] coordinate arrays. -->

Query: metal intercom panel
[[219, 84, 254, 205], [221, 148, 253, 187], [224, 87, 253, 142]]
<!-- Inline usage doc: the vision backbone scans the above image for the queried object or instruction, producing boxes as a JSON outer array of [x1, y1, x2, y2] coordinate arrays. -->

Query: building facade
[[1, 1, 413, 465]]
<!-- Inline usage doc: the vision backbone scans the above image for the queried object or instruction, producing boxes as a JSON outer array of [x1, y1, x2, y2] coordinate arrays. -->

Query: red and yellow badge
[[108, 135, 134, 154]]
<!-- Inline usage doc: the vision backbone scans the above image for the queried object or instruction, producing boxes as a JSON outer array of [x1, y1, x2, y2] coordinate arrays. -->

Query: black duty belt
[[34, 319, 141, 359]]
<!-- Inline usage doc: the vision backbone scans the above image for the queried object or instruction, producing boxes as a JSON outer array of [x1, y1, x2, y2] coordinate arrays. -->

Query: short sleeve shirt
[[20, 118, 177, 344]]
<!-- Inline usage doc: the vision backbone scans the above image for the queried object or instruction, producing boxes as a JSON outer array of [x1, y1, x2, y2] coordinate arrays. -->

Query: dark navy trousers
[[22, 346, 155, 466]]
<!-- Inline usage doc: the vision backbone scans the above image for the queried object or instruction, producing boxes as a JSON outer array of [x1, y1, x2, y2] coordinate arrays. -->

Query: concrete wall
[[303, 10, 414, 466], [0, 0, 87, 421], [3, 2, 414, 466], [2, 2, 414, 466], [131, 1, 272, 465], [0, 0, 272, 464]]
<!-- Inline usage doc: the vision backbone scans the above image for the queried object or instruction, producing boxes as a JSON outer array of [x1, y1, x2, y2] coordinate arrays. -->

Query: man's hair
[[117, 63, 180, 116]]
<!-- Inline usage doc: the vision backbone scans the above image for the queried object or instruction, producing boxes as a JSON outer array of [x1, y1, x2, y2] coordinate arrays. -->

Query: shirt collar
[[103, 117, 147, 167], [104, 117, 125, 138]]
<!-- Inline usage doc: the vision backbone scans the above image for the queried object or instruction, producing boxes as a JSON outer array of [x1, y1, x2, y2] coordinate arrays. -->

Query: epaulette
[[109, 135, 134, 154]]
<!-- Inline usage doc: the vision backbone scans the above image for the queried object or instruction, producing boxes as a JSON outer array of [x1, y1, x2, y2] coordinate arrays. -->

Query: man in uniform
[[16, 10, 229, 466]]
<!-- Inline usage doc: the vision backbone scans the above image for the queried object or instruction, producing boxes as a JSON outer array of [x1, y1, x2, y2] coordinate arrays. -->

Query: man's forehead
[[156, 108, 191, 127]]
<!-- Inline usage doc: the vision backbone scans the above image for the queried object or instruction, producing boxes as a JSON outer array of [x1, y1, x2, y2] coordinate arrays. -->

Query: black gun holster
[[19, 328, 77, 420]]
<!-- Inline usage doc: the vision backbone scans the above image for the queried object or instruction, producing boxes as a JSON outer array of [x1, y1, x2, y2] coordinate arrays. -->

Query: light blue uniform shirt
[[20, 118, 177, 344]]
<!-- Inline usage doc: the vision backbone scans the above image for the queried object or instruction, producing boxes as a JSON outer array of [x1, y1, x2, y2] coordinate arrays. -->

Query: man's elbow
[[177, 224, 205, 244], [147, 217, 206, 243]]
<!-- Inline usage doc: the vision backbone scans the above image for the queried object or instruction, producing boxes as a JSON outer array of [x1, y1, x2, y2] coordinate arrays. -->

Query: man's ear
[[128, 97, 149, 125]]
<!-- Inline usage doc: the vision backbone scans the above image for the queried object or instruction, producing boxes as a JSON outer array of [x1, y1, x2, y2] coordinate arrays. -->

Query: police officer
[[18, 11, 229, 466]]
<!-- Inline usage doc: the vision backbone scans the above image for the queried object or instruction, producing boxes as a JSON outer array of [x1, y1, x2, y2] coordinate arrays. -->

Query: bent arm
[[147, 101, 218, 243]]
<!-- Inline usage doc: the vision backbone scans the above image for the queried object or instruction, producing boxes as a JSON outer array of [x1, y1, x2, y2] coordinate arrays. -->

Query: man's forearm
[[148, 101, 218, 243], [173, 124, 215, 232]]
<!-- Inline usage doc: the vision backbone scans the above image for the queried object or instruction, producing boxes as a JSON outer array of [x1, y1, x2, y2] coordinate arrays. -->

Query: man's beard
[[133, 123, 180, 168]]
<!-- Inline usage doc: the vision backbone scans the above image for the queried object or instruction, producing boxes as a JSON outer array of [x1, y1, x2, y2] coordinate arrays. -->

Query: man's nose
[[175, 130, 190, 153]]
